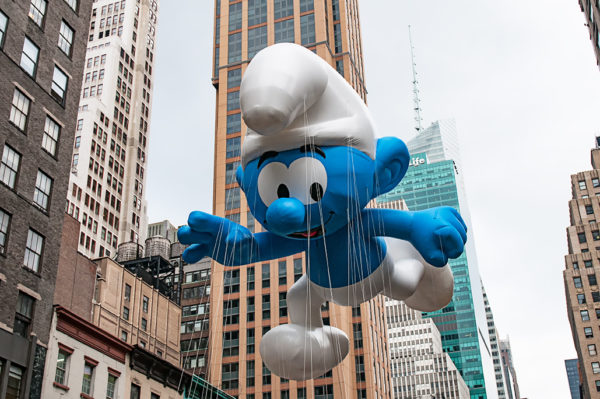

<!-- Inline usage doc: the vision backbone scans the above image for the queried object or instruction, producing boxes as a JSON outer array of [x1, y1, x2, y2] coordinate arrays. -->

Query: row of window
[[53, 348, 118, 398]]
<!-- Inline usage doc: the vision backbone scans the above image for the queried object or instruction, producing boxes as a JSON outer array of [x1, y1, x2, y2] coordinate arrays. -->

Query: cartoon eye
[[287, 157, 328, 205], [257, 162, 288, 206]]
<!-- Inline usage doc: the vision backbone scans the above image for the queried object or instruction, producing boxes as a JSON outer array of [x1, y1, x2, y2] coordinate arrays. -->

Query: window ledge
[[80, 393, 94, 399], [53, 382, 69, 391]]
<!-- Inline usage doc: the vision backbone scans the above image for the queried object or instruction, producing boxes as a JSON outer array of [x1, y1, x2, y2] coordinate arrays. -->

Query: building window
[[357, 389, 367, 399], [314, 385, 333, 399], [51, 66, 69, 104], [298, 388, 307, 399], [106, 373, 118, 398], [223, 298, 240, 325], [226, 136, 241, 158], [227, 68, 242, 88], [574, 277, 583, 288], [6, 365, 24, 399], [33, 170, 52, 210], [1, 145, 21, 189], [28, 0, 47, 26], [64, 0, 78, 11], [130, 383, 141, 399], [0, 209, 10, 253], [123, 306, 129, 320], [593, 291, 600, 303], [300, 14, 315, 45], [14, 292, 35, 337], [587, 205, 595, 215], [580, 180, 588, 190], [21, 37, 40, 77], [121, 330, 128, 341], [24, 229, 44, 272], [594, 362, 600, 374], [591, 274, 598, 286], [353, 323, 363, 348], [578, 293, 587, 304], [274, 0, 293, 19], [222, 363, 239, 390], [229, 2, 242, 31], [226, 161, 240, 185], [590, 344, 598, 356], [248, 25, 267, 59], [278, 261, 287, 286], [586, 260, 594, 268], [300, 0, 314, 12], [586, 327, 594, 338], [355, 355, 365, 381], [54, 349, 70, 385], [294, 258, 303, 281], [247, 266, 255, 291], [42, 116, 60, 156], [143, 295, 149, 312], [247, 359, 255, 387], [248, 0, 267, 26], [594, 178, 600, 188], [223, 330, 239, 357], [227, 91, 240, 111], [228, 32, 242, 63], [58, 21, 74, 56], [262, 263, 270, 288], [0, 11, 7, 48], [262, 294, 270, 319], [225, 187, 240, 210], [124, 283, 131, 301], [582, 310, 590, 321], [226, 113, 241, 134], [224, 269, 240, 294], [262, 362, 271, 385], [141, 318, 147, 331], [333, 24, 342, 53], [9, 89, 31, 131], [279, 292, 287, 317], [82, 362, 94, 394], [274, 19, 294, 43]]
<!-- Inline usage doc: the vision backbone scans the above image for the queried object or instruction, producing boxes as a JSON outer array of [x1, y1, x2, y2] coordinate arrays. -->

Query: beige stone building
[[564, 140, 600, 398], [204, 0, 390, 397], [93, 257, 181, 366]]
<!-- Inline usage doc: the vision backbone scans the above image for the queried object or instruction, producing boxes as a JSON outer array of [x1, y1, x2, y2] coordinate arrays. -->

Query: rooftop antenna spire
[[409, 25, 423, 133]]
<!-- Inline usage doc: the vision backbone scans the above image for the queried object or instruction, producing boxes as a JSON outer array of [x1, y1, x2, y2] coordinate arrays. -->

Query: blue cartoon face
[[237, 145, 377, 239]]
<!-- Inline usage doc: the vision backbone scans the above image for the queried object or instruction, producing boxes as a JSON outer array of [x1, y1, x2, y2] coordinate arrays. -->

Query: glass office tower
[[378, 120, 496, 399]]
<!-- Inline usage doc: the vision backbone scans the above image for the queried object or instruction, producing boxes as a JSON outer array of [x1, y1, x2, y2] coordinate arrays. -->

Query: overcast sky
[[147, 1, 600, 397]]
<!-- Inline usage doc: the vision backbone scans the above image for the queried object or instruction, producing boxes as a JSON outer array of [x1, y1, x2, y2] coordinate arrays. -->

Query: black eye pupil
[[277, 184, 290, 198], [310, 183, 324, 202]]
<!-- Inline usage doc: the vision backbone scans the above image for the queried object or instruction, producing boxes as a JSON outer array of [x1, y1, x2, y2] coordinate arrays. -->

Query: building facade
[[482, 284, 509, 399], [564, 143, 600, 398], [66, 0, 159, 259], [386, 299, 470, 399], [579, 0, 600, 69], [206, 0, 390, 398], [378, 120, 497, 399], [0, 0, 92, 397], [566, 358, 583, 399], [92, 256, 181, 365], [498, 339, 520, 399]]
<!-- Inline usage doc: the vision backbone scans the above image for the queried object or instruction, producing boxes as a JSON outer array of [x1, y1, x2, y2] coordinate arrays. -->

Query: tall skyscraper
[[66, 0, 159, 259], [386, 299, 470, 399], [499, 339, 521, 399], [0, 0, 92, 397], [482, 284, 509, 399], [565, 358, 583, 399], [207, 1, 390, 398], [564, 138, 600, 399], [378, 120, 497, 399], [579, 0, 600, 69]]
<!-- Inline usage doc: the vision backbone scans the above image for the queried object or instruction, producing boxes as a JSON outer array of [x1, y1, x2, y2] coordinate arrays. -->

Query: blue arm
[[178, 211, 304, 266], [363, 207, 467, 267]]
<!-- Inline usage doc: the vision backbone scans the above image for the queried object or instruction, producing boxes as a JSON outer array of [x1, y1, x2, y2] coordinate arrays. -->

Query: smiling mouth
[[287, 213, 334, 239]]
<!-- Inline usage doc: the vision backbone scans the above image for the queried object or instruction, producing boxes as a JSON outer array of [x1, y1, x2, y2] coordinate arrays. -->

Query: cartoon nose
[[266, 197, 306, 235]]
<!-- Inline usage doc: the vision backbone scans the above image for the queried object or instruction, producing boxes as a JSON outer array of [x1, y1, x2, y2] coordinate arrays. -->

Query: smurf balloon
[[178, 43, 467, 380]]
